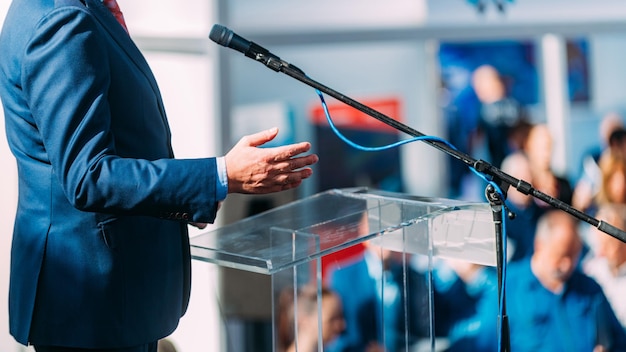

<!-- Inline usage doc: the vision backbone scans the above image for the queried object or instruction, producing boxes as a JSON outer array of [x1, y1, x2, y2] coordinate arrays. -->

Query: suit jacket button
[[182, 213, 190, 220]]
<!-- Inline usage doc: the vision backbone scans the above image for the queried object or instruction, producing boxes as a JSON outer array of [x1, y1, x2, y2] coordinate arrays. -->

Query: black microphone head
[[209, 24, 232, 47]]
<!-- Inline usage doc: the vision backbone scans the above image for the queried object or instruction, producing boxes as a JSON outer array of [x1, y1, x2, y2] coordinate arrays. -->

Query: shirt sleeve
[[216, 156, 228, 201]]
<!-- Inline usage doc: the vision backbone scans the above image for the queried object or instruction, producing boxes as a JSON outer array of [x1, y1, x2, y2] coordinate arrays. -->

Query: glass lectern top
[[190, 188, 497, 274]]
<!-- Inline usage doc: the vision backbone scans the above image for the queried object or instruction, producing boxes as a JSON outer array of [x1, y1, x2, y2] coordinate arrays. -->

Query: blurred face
[[607, 170, 626, 203], [296, 293, 345, 349], [472, 66, 505, 103], [321, 293, 345, 344], [525, 126, 553, 170], [503, 154, 533, 206], [534, 221, 582, 286], [594, 229, 626, 270]]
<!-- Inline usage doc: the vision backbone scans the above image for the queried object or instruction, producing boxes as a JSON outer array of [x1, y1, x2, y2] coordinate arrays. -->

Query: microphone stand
[[485, 184, 510, 352], [214, 33, 626, 352]]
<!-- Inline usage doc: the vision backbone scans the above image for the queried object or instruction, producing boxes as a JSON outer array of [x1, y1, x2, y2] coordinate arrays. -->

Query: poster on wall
[[309, 97, 405, 193]]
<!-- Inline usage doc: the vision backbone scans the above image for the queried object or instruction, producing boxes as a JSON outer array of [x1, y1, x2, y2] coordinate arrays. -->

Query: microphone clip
[[245, 43, 285, 72]]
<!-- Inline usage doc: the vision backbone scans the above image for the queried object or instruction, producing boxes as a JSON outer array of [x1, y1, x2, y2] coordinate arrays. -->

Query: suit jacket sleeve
[[20, 5, 218, 223]]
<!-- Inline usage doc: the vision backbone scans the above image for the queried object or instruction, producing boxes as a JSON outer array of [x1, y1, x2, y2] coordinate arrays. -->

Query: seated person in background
[[500, 152, 544, 262], [432, 259, 498, 352], [583, 203, 626, 329], [573, 112, 624, 212], [495, 210, 626, 352], [326, 238, 430, 352], [596, 151, 626, 207], [607, 128, 626, 160], [277, 285, 345, 352], [471, 64, 527, 168], [522, 123, 573, 207]]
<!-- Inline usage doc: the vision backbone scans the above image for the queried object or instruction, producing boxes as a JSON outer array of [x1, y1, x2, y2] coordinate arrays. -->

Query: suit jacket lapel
[[84, 0, 166, 112], [83, 0, 174, 157]]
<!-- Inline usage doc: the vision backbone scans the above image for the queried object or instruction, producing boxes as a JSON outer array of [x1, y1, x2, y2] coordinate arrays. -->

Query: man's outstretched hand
[[225, 127, 319, 194]]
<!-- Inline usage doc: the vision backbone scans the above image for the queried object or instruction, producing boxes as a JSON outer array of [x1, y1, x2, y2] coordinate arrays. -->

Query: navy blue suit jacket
[[0, 0, 219, 347]]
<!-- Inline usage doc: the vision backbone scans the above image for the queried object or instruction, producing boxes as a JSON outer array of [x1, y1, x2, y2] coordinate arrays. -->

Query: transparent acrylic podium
[[190, 187, 497, 352]]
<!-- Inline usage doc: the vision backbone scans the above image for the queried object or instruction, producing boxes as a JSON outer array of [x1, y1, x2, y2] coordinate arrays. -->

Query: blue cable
[[314, 89, 454, 151], [314, 88, 508, 350]]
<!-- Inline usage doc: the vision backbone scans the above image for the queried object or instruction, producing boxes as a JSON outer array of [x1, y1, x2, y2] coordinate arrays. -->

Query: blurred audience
[[583, 203, 626, 329], [522, 123, 573, 207], [277, 285, 345, 352], [498, 210, 626, 352], [500, 152, 544, 262]]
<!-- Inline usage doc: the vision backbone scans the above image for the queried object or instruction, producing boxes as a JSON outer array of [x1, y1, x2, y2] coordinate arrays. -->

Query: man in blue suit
[[0, 0, 318, 351]]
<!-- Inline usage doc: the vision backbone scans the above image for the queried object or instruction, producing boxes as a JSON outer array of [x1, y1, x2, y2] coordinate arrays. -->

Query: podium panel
[[190, 188, 496, 351]]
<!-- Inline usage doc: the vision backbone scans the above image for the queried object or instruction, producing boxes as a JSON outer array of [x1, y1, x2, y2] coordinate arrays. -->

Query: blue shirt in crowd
[[502, 259, 626, 352]]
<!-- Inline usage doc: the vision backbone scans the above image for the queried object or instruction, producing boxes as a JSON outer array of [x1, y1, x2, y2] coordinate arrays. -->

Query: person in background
[[500, 152, 544, 262], [573, 112, 624, 212], [472, 64, 527, 168], [0, 1, 318, 351], [522, 123, 573, 207], [596, 152, 626, 206], [583, 203, 626, 329], [431, 259, 498, 352], [496, 210, 626, 352], [606, 128, 626, 160], [277, 285, 346, 352], [326, 227, 430, 352], [575, 146, 626, 228]]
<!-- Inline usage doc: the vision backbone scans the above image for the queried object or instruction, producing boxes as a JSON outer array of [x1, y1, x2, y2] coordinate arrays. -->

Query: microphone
[[209, 24, 290, 72]]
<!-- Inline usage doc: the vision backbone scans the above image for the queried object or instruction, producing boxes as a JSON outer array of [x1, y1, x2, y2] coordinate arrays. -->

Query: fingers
[[241, 127, 279, 147], [271, 154, 319, 175], [238, 128, 312, 161], [270, 142, 312, 162], [189, 222, 208, 229], [292, 153, 319, 169], [276, 168, 312, 191]]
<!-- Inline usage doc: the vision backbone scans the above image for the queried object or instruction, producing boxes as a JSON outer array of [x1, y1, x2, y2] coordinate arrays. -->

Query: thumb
[[244, 127, 279, 147]]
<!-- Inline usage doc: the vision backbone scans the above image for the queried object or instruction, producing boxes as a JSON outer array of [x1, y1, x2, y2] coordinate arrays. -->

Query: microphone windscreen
[[209, 24, 231, 46]]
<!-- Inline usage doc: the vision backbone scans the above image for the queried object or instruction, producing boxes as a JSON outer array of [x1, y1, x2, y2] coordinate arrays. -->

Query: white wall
[[225, 0, 427, 32], [589, 33, 626, 113], [144, 52, 221, 352]]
